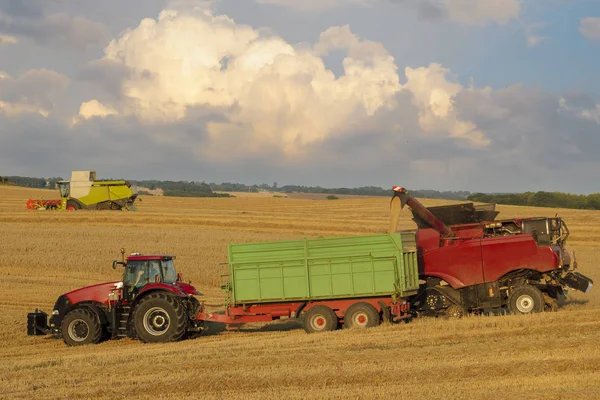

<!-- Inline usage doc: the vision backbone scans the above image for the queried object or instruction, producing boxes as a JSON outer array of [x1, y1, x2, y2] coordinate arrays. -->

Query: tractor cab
[[113, 252, 179, 300]]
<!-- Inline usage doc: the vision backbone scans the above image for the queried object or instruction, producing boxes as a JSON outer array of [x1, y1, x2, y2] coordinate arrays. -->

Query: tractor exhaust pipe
[[389, 186, 453, 238]]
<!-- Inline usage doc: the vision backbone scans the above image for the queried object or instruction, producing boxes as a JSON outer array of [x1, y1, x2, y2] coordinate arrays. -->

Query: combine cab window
[[57, 182, 70, 198]]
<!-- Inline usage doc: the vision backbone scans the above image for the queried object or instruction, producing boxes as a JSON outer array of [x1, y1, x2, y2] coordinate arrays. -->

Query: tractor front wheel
[[61, 308, 103, 346], [133, 292, 187, 343]]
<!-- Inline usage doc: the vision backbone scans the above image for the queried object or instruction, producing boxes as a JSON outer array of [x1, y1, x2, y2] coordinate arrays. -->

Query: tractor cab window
[[124, 260, 162, 288], [161, 259, 177, 284]]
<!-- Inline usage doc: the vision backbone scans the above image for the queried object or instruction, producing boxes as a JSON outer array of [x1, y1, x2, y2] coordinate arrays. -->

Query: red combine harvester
[[27, 187, 593, 346], [389, 186, 593, 317]]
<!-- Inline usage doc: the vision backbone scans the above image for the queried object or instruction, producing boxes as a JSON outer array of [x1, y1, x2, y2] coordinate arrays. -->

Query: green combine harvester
[[26, 170, 139, 211]]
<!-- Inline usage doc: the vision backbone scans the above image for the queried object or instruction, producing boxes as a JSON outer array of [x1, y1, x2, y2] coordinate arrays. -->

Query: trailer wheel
[[508, 285, 544, 315], [302, 305, 338, 333], [133, 292, 187, 343], [343, 302, 380, 329], [61, 308, 103, 346]]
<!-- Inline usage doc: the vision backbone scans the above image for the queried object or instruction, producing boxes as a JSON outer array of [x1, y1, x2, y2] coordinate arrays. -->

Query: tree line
[[7, 174, 600, 210], [468, 191, 600, 210]]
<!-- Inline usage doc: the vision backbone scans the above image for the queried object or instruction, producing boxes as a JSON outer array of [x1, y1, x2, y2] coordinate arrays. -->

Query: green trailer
[[201, 232, 419, 333]]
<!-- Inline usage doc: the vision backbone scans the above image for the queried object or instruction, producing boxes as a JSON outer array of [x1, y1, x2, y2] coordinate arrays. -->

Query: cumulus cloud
[[78, 100, 118, 120], [0, 69, 68, 117], [88, 11, 406, 156], [84, 10, 489, 159], [580, 17, 600, 41], [403, 64, 489, 145]]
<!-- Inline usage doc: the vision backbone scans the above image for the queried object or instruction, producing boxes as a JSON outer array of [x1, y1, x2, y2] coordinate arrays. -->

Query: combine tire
[[133, 292, 187, 343], [445, 305, 465, 319], [343, 302, 380, 329], [508, 286, 545, 315], [66, 200, 80, 211], [61, 308, 103, 346], [302, 305, 338, 333]]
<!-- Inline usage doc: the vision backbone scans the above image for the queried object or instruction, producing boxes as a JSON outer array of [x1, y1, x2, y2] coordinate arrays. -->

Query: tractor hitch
[[27, 309, 52, 336]]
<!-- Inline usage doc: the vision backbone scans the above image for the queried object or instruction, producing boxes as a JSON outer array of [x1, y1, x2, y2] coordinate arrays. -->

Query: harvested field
[[1, 184, 599, 399]]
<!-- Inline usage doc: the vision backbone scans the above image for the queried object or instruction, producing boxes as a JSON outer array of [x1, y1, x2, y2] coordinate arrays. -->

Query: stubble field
[[1, 184, 599, 399]]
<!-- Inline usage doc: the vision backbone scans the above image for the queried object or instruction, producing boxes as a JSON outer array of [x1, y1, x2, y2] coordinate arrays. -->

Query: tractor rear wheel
[[133, 292, 187, 343], [302, 305, 338, 333], [61, 308, 103, 346], [508, 285, 545, 315], [343, 302, 381, 329]]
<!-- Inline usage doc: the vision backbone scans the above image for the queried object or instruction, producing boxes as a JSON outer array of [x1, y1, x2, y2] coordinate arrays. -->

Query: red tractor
[[389, 186, 593, 317], [27, 250, 205, 346]]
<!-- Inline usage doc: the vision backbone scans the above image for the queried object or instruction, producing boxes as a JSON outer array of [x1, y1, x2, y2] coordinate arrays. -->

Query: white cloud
[[580, 17, 600, 41], [403, 63, 489, 146], [78, 99, 118, 119], [580, 105, 600, 124], [442, 0, 520, 26], [93, 10, 407, 156], [0, 33, 17, 44]]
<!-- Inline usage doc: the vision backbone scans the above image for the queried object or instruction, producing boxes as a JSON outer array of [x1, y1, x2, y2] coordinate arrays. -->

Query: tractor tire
[[66, 200, 80, 211], [302, 305, 338, 333], [133, 292, 187, 343], [343, 302, 381, 329], [508, 285, 545, 315], [61, 308, 103, 346]]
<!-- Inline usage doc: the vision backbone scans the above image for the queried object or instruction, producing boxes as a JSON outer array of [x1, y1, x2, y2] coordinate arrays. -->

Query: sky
[[0, 0, 599, 193]]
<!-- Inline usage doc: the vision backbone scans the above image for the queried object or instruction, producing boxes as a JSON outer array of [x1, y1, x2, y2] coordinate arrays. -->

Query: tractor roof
[[126, 254, 174, 261]]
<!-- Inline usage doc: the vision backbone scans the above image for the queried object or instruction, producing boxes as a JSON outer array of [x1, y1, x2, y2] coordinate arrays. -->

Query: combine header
[[26, 170, 139, 211]]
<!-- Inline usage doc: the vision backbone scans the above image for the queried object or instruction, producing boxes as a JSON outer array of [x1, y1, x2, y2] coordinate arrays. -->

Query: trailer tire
[[61, 308, 103, 346], [133, 292, 187, 343], [343, 302, 380, 329], [508, 285, 545, 315], [302, 305, 338, 333]]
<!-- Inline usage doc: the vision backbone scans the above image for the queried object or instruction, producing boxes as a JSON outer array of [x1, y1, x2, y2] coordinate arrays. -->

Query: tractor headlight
[[52, 310, 59, 315]]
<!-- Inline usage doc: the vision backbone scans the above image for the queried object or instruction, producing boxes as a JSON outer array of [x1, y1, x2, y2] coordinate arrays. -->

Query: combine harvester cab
[[389, 186, 594, 318], [26, 170, 139, 211]]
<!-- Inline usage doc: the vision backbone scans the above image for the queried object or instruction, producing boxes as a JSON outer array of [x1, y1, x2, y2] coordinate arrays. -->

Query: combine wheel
[[302, 305, 338, 333], [66, 200, 80, 211], [133, 292, 187, 343], [445, 305, 465, 319], [60, 308, 103, 346], [343, 302, 380, 329], [508, 285, 545, 315]]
